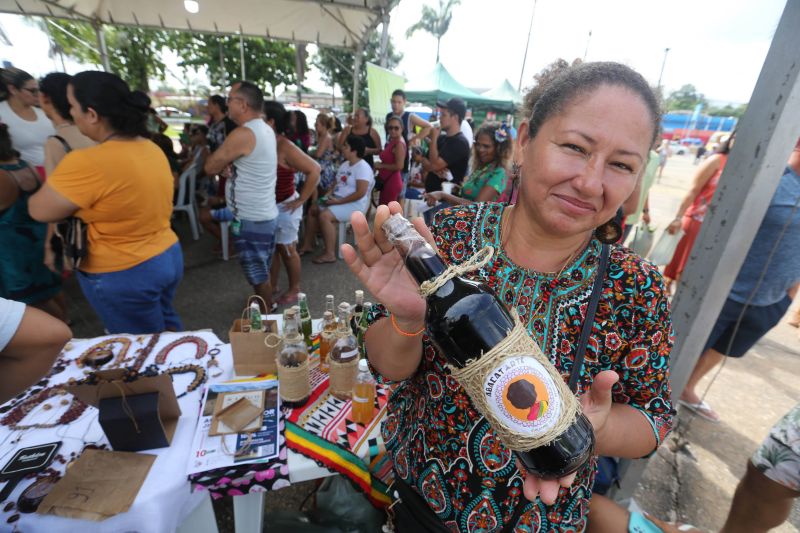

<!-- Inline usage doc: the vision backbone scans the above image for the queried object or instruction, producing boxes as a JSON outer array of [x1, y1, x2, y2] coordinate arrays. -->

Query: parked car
[[669, 141, 688, 155], [285, 104, 319, 132], [155, 106, 191, 118]]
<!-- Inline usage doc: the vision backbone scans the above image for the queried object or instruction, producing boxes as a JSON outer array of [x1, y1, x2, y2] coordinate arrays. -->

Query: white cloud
[[388, 0, 786, 104], [0, 0, 787, 106]]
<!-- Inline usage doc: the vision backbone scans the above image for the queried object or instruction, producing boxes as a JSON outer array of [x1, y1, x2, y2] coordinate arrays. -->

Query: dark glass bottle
[[383, 214, 594, 479]]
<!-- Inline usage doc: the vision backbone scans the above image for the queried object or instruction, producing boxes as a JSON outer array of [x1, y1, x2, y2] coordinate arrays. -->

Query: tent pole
[[517, 0, 536, 91], [219, 41, 227, 87], [93, 21, 111, 72], [351, 41, 364, 112], [379, 10, 390, 67], [612, 0, 800, 501], [239, 32, 246, 80]]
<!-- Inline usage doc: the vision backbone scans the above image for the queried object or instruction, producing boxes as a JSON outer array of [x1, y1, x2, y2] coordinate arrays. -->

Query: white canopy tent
[[0, 0, 392, 108]]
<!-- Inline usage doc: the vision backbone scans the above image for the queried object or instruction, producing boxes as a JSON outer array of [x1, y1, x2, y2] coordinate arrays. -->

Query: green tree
[[313, 33, 402, 111], [41, 19, 173, 92], [405, 0, 461, 64], [171, 33, 299, 97], [707, 103, 747, 118], [665, 84, 708, 112]]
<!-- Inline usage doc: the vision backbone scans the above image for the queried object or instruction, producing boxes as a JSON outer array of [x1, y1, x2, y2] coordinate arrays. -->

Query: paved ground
[[63, 153, 799, 531]]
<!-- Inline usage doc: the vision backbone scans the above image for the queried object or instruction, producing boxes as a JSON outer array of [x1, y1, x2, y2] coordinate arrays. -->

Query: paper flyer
[[187, 377, 280, 476]]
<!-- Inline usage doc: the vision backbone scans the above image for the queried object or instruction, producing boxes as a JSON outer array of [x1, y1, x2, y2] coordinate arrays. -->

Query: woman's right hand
[[341, 202, 432, 326], [666, 218, 682, 235], [423, 191, 443, 207]]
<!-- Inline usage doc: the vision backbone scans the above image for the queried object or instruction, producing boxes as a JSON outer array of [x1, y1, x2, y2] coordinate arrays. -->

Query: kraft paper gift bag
[[37, 449, 155, 521]]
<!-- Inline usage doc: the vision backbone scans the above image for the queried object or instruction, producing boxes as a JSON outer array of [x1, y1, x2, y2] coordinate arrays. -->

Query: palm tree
[[405, 0, 461, 64]]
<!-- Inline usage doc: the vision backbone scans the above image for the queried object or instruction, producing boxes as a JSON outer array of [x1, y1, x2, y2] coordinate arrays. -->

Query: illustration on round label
[[483, 355, 562, 436]]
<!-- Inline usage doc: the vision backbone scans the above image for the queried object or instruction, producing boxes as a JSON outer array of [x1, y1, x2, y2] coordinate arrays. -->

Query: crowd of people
[[0, 59, 797, 533]]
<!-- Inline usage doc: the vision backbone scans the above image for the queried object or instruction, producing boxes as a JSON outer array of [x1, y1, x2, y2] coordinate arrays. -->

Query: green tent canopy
[[482, 79, 524, 105], [405, 63, 515, 113]]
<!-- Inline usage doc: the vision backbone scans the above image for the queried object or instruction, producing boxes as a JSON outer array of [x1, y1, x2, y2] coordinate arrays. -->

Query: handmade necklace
[[140, 364, 207, 399], [76, 337, 131, 368], [131, 333, 161, 371], [206, 347, 224, 379], [154, 335, 208, 365], [1, 388, 87, 431]]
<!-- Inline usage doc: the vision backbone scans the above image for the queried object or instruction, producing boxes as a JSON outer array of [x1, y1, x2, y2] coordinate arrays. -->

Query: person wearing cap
[[421, 97, 471, 193]]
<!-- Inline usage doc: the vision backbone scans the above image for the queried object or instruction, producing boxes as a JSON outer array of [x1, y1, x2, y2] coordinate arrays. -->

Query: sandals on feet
[[678, 399, 720, 423]]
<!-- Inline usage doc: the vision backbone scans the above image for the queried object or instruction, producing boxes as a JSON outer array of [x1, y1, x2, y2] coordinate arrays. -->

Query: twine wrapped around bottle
[[419, 245, 582, 451], [328, 357, 359, 398], [276, 358, 310, 403]]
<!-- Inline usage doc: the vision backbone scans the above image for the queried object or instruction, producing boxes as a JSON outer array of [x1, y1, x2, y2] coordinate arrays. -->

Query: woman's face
[[13, 79, 39, 107], [315, 116, 326, 133], [517, 84, 653, 239], [67, 84, 98, 139], [354, 109, 368, 127], [386, 119, 402, 140], [475, 133, 496, 165]]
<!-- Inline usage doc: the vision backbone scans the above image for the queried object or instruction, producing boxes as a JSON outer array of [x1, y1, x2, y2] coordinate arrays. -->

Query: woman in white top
[[0, 68, 55, 178], [305, 134, 374, 264]]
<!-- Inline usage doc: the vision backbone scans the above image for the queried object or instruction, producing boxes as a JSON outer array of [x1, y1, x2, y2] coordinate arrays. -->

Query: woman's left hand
[[518, 370, 619, 505]]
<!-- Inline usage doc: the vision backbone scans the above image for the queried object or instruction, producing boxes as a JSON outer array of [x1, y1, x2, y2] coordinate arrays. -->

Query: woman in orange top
[[663, 133, 735, 290], [29, 71, 183, 334]]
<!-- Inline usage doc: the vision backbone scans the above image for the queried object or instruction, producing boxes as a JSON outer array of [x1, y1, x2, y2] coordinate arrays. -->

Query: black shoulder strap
[[568, 243, 610, 393], [49, 135, 72, 154]]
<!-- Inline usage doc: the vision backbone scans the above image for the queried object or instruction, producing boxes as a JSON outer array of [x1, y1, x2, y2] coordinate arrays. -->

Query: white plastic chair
[[173, 166, 200, 240], [336, 184, 374, 259], [336, 220, 351, 259]]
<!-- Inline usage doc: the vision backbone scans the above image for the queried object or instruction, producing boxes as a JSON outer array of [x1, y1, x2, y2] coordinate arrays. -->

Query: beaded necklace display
[[72, 365, 207, 399], [131, 333, 161, 371], [145, 364, 207, 399], [0, 388, 87, 431], [76, 337, 131, 368], [154, 335, 208, 365]]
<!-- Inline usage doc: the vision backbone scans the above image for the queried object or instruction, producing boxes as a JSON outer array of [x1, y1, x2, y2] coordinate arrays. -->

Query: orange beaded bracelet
[[390, 314, 425, 337]]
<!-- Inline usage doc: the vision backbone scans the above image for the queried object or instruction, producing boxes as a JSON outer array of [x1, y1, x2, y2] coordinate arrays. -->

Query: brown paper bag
[[37, 449, 155, 521], [68, 370, 181, 450], [229, 311, 281, 376], [209, 390, 265, 435]]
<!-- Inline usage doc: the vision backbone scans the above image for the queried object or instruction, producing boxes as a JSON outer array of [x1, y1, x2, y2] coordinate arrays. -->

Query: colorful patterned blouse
[[365, 202, 675, 532], [460, 164, 508, 201]]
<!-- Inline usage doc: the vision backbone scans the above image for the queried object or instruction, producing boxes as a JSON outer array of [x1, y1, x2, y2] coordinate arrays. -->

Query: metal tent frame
[[0, 0, 393, 109]]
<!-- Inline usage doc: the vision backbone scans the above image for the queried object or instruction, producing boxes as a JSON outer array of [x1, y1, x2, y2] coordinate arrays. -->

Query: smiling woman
[[341, 60, 674, 532]]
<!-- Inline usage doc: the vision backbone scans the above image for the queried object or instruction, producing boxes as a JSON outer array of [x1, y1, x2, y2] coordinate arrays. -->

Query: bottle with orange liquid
[[318, 311, 336, 373], [351, 359, 375, 424]]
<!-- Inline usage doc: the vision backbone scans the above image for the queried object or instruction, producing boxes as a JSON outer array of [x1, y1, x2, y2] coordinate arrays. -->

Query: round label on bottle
[[482, 355, 562, 436]]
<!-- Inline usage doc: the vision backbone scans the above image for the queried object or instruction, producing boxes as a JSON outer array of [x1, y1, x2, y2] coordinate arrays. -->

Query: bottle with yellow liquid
[[351, 359, 375, 424]]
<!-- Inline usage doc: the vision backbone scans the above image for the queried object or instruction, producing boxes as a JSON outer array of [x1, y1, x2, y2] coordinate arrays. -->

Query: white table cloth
[[0, 331, 235, 532]]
